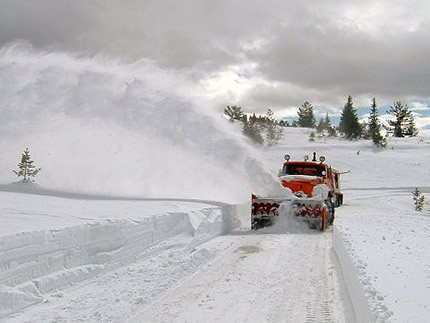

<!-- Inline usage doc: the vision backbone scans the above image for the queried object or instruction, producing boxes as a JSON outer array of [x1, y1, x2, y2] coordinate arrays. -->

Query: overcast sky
[[1, 0, 430, 122]]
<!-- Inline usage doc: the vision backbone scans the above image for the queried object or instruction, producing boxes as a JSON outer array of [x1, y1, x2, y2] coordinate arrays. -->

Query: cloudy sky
[[1, 0, 430, 126]]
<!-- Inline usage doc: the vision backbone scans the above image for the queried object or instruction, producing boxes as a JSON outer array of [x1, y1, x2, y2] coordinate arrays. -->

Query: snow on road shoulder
[[0, 190, 237, 320], [334, 189, 430, 323], [6, 238, 223, 323]]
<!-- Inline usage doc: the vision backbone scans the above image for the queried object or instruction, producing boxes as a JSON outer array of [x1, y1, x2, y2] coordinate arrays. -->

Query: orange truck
[[251, 152, 344, 231]]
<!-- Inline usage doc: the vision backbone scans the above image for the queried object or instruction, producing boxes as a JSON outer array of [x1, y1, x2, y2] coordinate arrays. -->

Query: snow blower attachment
[[251, 152, 344, 231]]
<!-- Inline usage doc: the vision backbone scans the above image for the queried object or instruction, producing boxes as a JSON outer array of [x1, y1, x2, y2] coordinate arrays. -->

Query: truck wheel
[[325, 197, 335, 225], [319, 218, 325, 231]]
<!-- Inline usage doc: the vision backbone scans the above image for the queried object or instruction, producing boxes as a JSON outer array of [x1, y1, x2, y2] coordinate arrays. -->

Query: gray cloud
[[1, 0, 430, 114]]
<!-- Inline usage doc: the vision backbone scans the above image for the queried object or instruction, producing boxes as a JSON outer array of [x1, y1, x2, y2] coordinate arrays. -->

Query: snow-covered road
[[130, 232, 351, 323], [7, 228, 353, 323]]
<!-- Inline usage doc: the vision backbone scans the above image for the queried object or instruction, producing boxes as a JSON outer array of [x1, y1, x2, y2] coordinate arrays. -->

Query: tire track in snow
[[303, 237, 336, 323], [130, 231, 350, 323]]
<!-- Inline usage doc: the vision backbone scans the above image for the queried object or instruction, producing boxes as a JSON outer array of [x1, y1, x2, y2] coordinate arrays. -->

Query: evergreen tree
[[324, 113, 332, 129], [13, 148, 41, 183], [405, 116, 419, 137], [309, 131, 316, 142], [264, 109, 283, 145], [279, 120, 289, 127], [339, 95, 361, 139], [405, 117, 418, 137], [224, 105, 245, 122], [412, 188, 426, 212], [242, 117, 264, 144], [367, 98, 386, 147], [316, 113, 334, 135], [360, 121, 370, 139], [327, 126, 337, 137], [387, 101, 418, 137], [297, 101, 316, 128], [323, 113, 337, 137], [316, 118, 325, 134]]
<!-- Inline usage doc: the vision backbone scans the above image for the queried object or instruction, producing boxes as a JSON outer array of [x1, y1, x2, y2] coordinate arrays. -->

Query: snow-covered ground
[[1, 46, 430, 322], [2, 132, 429, 322]]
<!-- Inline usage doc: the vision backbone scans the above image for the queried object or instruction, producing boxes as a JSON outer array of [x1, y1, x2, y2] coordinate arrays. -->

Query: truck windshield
[[283, 164, 325, 177]]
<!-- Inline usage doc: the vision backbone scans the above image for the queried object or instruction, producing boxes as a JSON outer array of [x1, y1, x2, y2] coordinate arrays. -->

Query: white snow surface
[[1, 45, 430, 322]]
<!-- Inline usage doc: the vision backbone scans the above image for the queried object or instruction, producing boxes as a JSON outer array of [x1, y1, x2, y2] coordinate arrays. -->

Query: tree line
[[298, 96, 418, 147], [224, 106, 283, 145], [225, 96, 419, 147]]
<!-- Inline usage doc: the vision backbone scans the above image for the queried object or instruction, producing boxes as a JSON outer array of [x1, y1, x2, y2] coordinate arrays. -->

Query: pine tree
[[324, 113, 332, 130], [316, 118, 325, 134], [412, 188, 426, 212], [368, 98, 386, 147], [13, 148, 41, 183], [242, 118, 264, 144], [339, 95, 361, 139], [405, 115, 419, 137], [297, 101, 316, 128], [309, 131, 316, 142], [323, 113, 337, 137], [360, 121, 370, 139], [279, 120, 289, 127], [264, 109, 283, 145], [327, 126, 337, 137], [224, 105, 245, 122], [387, 101, 418, 137]]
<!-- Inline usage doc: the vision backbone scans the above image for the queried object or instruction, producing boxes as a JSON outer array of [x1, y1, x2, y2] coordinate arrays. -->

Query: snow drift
[[0, 190, 243, 319]]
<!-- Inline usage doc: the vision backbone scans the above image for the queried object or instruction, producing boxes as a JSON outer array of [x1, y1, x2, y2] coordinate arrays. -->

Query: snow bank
[[0, 191, 238, 319], [334, 189, 430, 323], [333, 227, 375, 323]]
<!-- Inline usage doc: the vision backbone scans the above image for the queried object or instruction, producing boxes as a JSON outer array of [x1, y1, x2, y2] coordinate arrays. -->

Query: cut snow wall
[[333, 226, 375, 323], [0, 205, 236, 319]]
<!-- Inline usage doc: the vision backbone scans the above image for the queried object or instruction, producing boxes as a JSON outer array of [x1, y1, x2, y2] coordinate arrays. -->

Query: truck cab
[[279, 154, 343, 207]]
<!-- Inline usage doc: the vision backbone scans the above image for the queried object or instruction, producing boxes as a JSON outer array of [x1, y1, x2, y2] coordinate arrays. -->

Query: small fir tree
[[339, 95, 361, 139], [242, 114, 264, 144], [360, 121, 370, 139], [316, 118, 325, 134], [265, 109, 283, 145], [279, 120, 289, 127], [412, 188, 425, 212], [297, 101, 316, 128], [324, 113, 332, 130], [309, 131, 316, 142], [387, 101, 418, 137], [368, 98, 386, 147], [323, 114, 337, 137], [405, 117, 419, 137], [328, 126, 337, 137], [13, 148, 41, 183], [224, 105, 245, 122]]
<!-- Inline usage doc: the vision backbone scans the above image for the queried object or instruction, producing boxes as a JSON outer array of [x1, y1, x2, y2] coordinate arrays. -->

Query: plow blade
[[251, 195, 330, 231]]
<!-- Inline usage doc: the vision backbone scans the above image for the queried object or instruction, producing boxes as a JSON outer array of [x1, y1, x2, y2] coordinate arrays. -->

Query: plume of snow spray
[[0, 43, 280, 202]]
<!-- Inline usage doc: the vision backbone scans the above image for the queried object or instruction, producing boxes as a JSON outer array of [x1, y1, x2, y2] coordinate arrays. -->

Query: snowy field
[[1, 46, 430, 322], [1, 131, 429, 322]]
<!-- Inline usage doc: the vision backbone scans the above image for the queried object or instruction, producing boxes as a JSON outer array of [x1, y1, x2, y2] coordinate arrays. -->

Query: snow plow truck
[[251, 152, 344, 231]]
